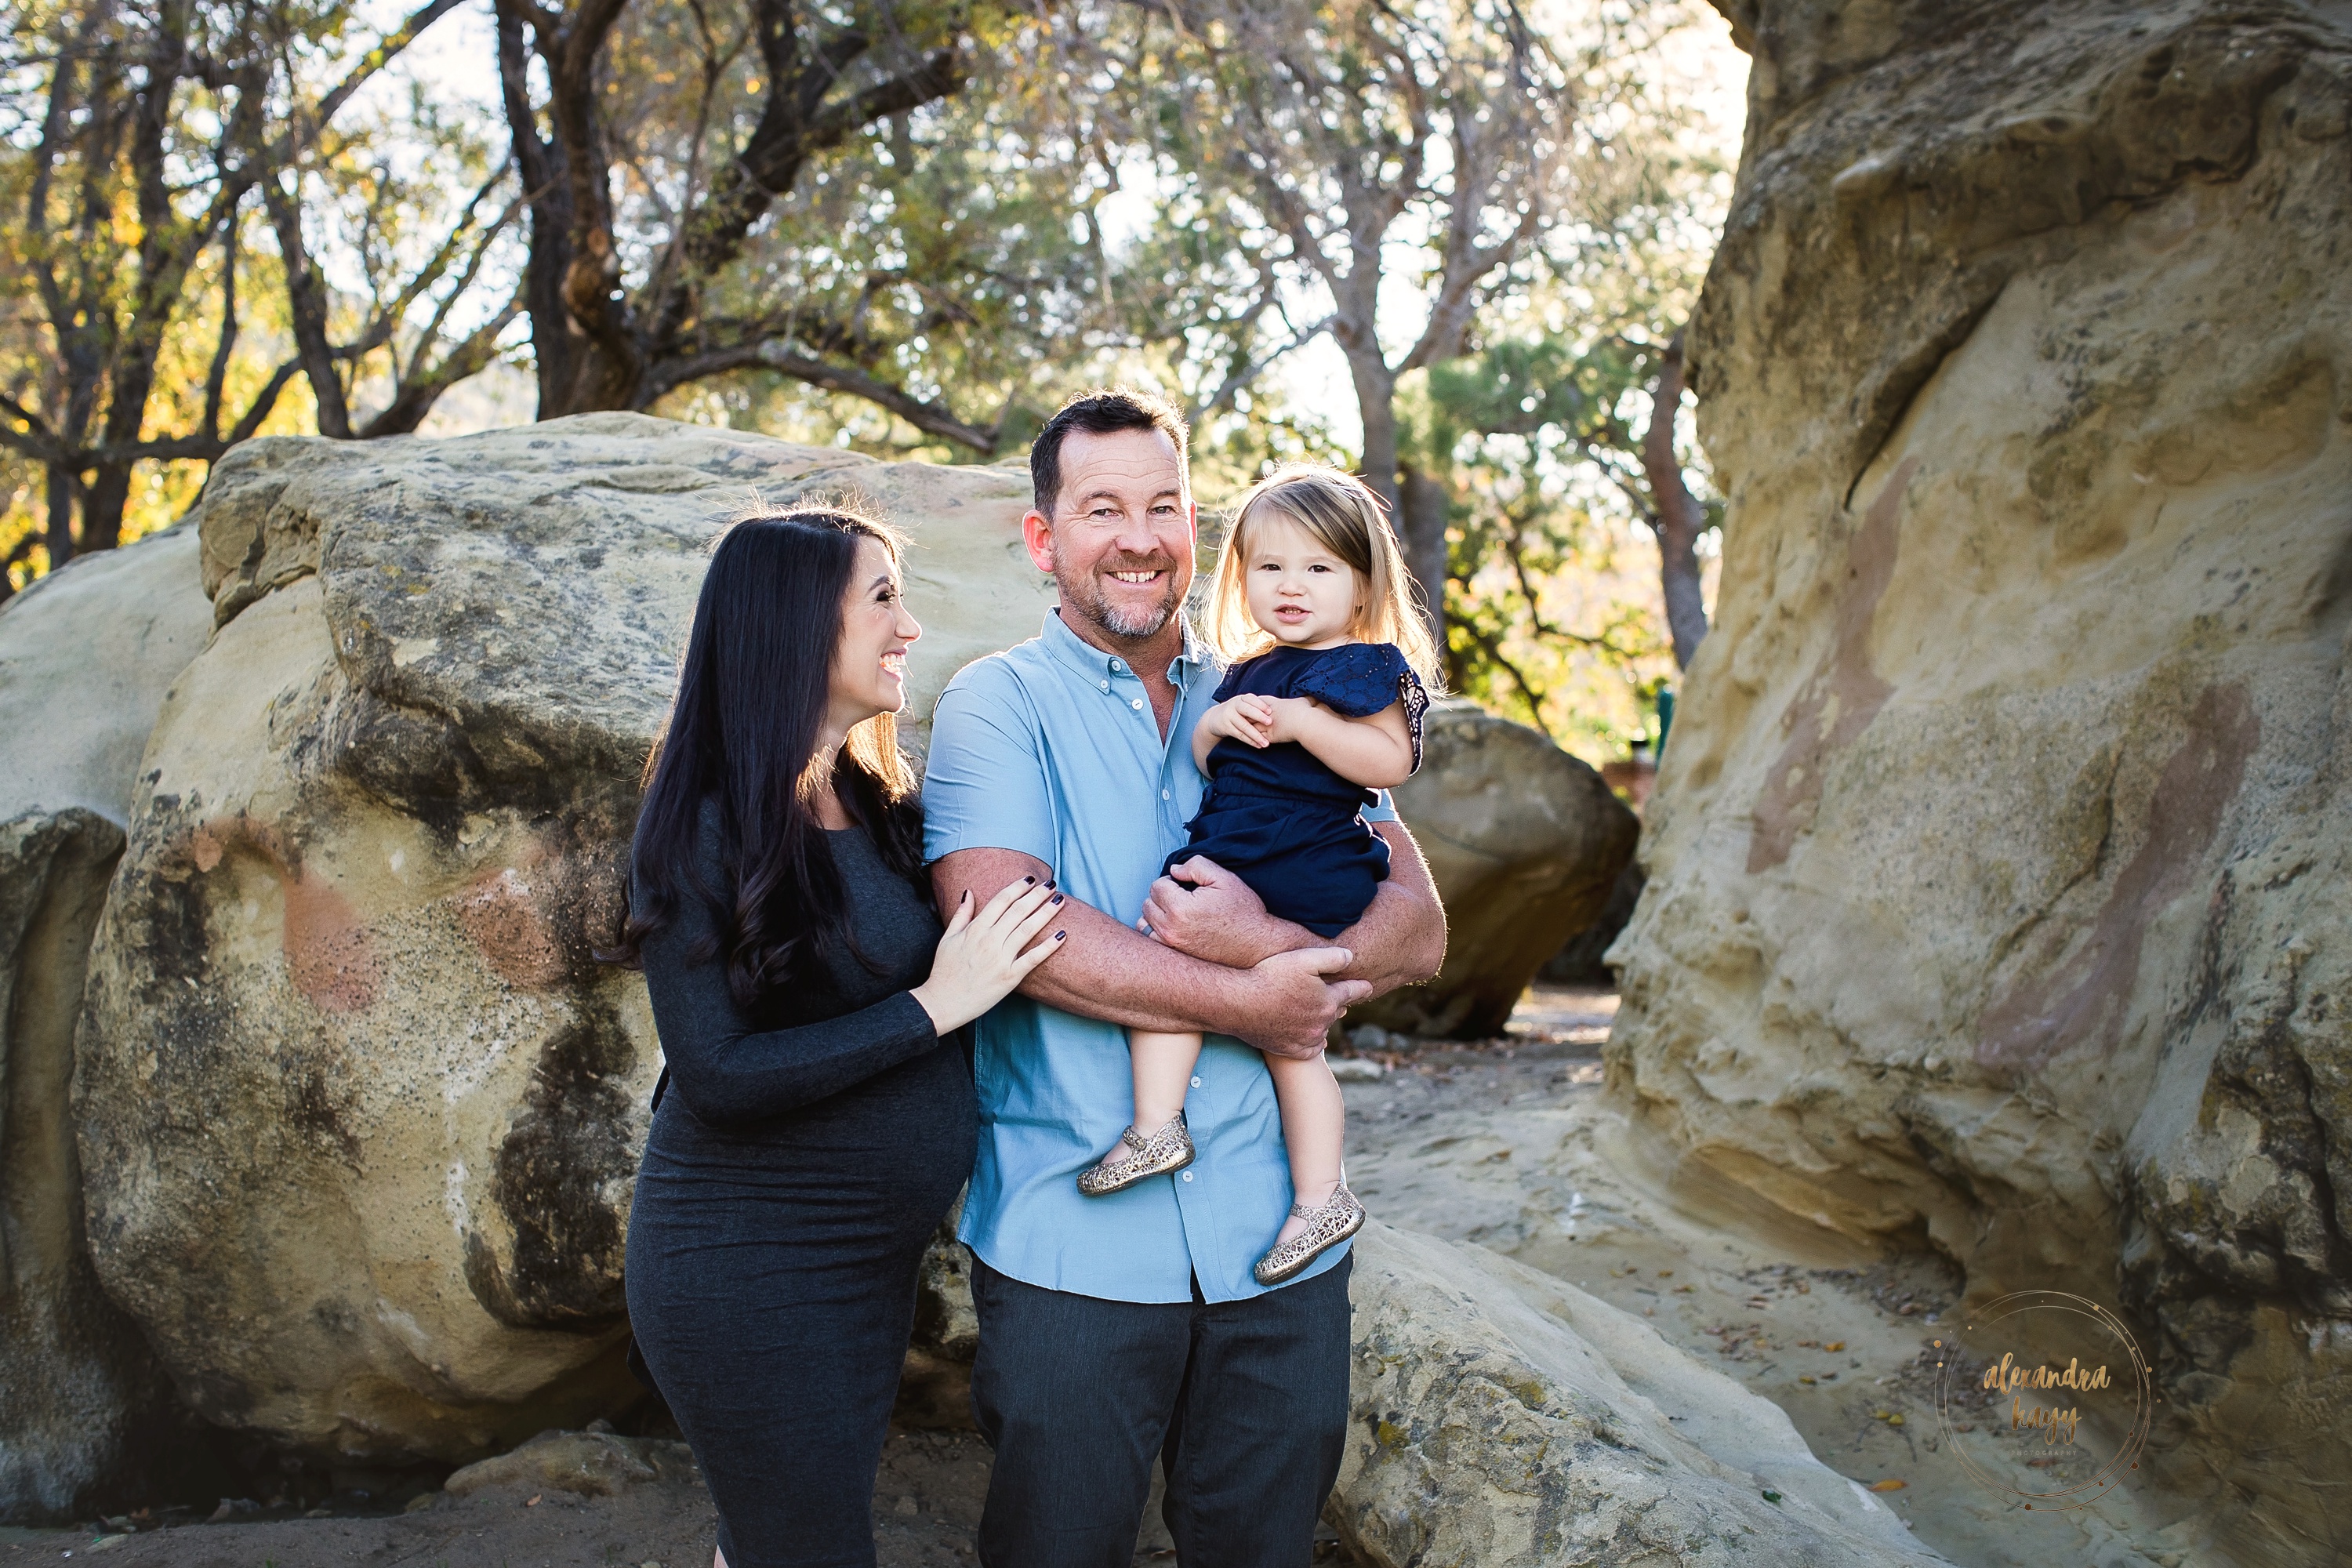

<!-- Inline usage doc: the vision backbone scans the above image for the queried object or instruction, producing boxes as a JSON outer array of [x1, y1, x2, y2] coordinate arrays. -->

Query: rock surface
[[1334, 1223, 1943, 1567], [440, 1425, 696, 1498], [1543, 862, 1644, 986], [1615, 2, 2352, 1558], [71, 415, 1051, 1464], [1358, 701, 1639, 1037], [0, 526, 216, 1521], [50, 412, 1642, 1475]]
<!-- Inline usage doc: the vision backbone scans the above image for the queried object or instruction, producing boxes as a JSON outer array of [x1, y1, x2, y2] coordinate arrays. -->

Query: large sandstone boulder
[[1334, 1223, 1943, 1566], [1359, 701, 1639, 1037], [0, 527, 215, 1521], [72, 414, 1052, 1463], [58, 410, 1636, 1468], [1613, 2, 2352, 1558]]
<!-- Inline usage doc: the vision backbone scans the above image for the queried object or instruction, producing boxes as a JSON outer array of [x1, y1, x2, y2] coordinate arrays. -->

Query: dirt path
[[11, 985, 2198, 1568], [0, 1428, 1365, 1568]]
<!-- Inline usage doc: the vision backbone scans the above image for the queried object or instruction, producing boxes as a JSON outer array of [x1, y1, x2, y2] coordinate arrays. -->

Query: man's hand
[[1139, 855, 1296, 968], [1237, 946, 1370, 1059]]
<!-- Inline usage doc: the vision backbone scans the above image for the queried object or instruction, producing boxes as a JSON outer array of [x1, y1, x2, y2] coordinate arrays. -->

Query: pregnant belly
[[637, 1045, 975, 1236]]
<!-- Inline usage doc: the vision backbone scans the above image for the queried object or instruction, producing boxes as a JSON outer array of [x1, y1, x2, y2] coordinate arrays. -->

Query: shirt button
[[1162, 789, 1172, 800], [1181, 1170, 1195, 1182], [1110, 659, 1124, 671], [1099, 679, 1110, 691], [1189, 1076, 1202, 1087], [1131, 698, 1144, 711]]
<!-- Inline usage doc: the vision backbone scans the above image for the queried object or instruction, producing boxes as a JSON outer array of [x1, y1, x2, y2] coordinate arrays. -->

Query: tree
[[495, 0, 1000, 437], [1120, 0, 1640, 641], [1637, 328, 1707, 669], [1417, 322, 1718, 746], [0, 0, 510, 590], [260, 71, 527, 443]]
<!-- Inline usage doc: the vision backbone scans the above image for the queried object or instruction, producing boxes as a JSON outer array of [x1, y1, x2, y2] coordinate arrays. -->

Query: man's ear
[[1021, 508, 1056, 573]]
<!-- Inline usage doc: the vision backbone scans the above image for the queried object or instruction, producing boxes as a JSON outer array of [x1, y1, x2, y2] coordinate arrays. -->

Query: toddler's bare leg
[[1264, 1051, 1345, 1244], [1096, 1030, 1203, 1167]]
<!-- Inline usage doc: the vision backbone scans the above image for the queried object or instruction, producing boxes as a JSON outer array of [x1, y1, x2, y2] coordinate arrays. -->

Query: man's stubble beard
[[1058, 562, 1183, 642]]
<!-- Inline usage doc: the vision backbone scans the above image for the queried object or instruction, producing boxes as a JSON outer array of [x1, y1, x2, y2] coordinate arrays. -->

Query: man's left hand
[[1139, 855, 1296, 968]]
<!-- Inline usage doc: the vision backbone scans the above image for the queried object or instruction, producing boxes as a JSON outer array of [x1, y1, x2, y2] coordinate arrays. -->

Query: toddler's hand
[[1254, 695, 1317, 744], [1206, 695, 1276, 748]]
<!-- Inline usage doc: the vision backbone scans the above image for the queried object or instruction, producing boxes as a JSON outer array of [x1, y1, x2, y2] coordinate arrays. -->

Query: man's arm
[[929, 848, 1370, 1058], [1138, 819, 1446, 994]]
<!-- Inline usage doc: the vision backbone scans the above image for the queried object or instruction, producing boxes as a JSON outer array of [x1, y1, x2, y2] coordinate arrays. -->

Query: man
[[922, 388, 1446, 1566]]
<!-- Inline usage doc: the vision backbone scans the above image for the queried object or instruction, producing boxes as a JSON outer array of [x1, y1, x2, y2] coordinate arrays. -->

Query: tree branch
[[636, 340, 996, 450], [1639, 329, 1709, 669]]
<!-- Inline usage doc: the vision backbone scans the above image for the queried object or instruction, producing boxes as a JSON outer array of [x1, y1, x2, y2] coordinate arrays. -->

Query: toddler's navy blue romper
[[1166, 641, 1428, 937]]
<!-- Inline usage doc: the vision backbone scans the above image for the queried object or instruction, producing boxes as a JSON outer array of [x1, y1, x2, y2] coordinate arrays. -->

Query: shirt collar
[[1040, 608, 1212, 684]]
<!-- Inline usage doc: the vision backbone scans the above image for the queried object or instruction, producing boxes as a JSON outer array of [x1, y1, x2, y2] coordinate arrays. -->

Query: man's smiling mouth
[[1109, 570, 1163, 583]]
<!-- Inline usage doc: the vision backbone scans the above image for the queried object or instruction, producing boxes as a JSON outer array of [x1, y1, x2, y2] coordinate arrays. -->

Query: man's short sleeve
[[923, 662, 1058, 865], [1363, 789, 1397, 824]]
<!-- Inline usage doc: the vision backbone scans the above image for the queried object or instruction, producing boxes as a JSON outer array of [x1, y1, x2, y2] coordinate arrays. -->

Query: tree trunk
[[263, 174, 354, 437], [1350, 354, 1401, 519], [78, 462, 129, 553], [1641, 331, 1709, 670], [43, 467, 74, 569], [1348, 357, 1446, 655], [1397, 464, 1450, 656], [496, 0, 582, 417], [544, 0, 641, 416]]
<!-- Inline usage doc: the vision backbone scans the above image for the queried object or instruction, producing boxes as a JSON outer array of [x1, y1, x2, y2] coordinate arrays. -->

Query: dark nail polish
[[1054, 931, 1066, 940], [1023, 875, 1036, 884], [1051, 894, 1064, 905]]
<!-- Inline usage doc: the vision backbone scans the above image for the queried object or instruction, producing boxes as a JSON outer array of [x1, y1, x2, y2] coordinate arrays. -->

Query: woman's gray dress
[[624, 808, 975, 1568]]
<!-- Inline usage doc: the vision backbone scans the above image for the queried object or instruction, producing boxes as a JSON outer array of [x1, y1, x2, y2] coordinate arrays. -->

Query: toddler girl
[[1075, 464, 1439, 1286]]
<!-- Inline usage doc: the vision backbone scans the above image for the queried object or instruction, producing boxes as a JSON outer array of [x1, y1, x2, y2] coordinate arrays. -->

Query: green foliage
[[1414, 324, 1723, 753]]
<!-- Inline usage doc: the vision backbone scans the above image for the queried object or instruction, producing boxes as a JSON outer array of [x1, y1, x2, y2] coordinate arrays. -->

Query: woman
[[617, 509, 1064, 1568]]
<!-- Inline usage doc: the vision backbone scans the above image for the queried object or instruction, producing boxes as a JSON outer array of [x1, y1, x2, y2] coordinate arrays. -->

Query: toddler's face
[[1243, 513, 1361, 648]]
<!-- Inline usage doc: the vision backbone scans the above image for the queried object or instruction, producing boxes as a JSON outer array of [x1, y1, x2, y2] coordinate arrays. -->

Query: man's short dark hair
[[1029, 388, 1191, 517]]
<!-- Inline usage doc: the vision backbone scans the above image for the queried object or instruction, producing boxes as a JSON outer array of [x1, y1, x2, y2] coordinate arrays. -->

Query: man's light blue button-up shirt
[[922, 609, 1391, 1303]]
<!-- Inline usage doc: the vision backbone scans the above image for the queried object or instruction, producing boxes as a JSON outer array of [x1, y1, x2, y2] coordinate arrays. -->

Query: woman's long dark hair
[[613, 508, 927, 1014]]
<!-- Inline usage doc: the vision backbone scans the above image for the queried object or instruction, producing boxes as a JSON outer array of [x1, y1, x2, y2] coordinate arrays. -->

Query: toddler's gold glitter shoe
[[1076, 1113, 1193, 1196], [1252, 1186, 1365, 1285]]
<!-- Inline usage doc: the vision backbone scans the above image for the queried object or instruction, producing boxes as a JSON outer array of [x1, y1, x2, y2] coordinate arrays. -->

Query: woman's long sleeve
[[638, 850, 940, 1129]]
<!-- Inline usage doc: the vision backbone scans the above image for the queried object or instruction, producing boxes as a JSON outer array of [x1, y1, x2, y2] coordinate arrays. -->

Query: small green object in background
[[1656, 688, 1676, 760], [1761, 1490, 1782, 1504]]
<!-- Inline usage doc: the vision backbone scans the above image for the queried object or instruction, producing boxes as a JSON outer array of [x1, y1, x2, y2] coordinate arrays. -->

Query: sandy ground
[[1345, 985, 2222, 1568]]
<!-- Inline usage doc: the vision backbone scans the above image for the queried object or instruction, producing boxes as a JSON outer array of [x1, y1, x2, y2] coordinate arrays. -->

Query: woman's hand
[[910, 876, 1066, 1035]]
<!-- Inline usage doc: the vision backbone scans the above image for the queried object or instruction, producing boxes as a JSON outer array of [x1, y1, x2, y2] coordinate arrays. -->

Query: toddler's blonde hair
[[1203, 465, 1443, 686]]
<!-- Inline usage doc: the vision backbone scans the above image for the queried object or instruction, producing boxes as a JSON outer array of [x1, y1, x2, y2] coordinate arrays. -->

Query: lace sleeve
[[1297, 643, 1428, 772]]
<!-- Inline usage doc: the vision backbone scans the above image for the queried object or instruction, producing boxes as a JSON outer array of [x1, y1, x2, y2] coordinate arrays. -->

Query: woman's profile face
[[829, 534, 921, 727]]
